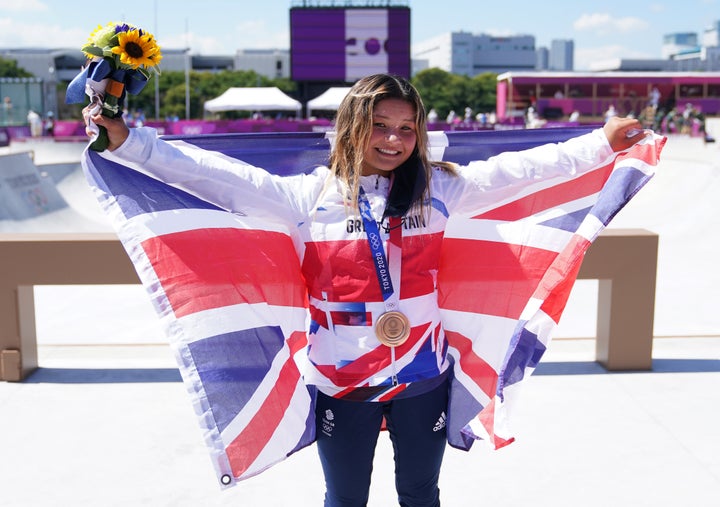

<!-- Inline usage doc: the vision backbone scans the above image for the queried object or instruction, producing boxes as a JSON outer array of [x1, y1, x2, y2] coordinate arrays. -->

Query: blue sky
[[0, 0, 718, 70]]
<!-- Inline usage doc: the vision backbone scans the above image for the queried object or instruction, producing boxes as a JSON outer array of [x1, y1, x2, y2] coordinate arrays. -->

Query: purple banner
[[290, 7, 410, 82]]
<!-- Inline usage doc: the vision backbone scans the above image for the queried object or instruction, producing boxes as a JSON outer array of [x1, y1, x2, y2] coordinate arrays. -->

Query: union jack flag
[[81, 127, 665, 487]]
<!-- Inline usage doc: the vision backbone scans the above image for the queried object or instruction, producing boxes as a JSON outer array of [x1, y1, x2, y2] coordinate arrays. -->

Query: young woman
[[87, 73, 646, 507]]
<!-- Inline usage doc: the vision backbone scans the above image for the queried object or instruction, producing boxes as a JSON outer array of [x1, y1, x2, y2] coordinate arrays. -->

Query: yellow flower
[[82, 22, 118, 58], [110, 28, 162, 70]]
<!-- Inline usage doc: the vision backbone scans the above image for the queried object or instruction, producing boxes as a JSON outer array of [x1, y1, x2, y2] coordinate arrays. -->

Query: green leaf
[[82, 46, 104, 58]]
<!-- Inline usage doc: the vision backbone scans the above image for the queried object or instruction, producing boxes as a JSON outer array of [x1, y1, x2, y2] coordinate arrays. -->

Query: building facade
[[592, 20, 720, 72], [235, 49, 290, 79], [662, 32, 699, 59], [412, 31, 537, 77], [535, 47, 549, 71], [549, 39, 574, 71]]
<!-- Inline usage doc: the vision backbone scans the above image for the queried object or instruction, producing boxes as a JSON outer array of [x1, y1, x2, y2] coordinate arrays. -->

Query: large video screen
[[290, 7, 411, 82]]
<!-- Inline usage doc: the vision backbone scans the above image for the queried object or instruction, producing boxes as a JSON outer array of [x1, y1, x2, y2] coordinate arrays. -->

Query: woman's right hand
[[82, 105, 130, 151]]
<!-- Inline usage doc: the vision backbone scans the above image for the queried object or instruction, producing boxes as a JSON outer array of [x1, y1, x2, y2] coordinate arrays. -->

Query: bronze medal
[[375, 311, 411, 347]]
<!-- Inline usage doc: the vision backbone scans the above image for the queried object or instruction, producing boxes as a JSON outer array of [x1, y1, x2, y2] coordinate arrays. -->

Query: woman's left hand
[[603, 116, 649, 152]]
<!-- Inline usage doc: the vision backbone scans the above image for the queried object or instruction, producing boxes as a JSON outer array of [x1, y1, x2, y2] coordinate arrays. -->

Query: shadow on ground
[[21, 357, 720, 384]]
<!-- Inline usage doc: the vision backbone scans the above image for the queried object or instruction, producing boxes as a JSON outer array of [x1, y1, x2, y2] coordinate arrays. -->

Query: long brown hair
[[329, 73, 455, 217]]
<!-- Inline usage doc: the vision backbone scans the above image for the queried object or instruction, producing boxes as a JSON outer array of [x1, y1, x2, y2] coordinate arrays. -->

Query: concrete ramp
[[0, 151, 68, 220], [0, 150, 112, 233]]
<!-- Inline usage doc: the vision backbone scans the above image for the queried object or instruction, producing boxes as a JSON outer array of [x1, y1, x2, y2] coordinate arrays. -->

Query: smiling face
[[361, 98, 417, 176]]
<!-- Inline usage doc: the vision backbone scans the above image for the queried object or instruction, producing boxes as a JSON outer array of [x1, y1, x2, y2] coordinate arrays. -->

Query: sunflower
[[110, 28, 162, 70]]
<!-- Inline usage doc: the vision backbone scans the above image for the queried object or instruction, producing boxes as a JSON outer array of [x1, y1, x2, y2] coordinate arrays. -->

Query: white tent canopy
[[306, 87, 352, 117], [203, 87, 302, 114]]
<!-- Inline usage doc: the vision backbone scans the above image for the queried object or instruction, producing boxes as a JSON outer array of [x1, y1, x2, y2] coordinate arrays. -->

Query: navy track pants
[[315, 379, 449, 507]]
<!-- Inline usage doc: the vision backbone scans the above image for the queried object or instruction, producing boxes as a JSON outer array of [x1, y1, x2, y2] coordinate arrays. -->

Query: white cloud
[[230, 20, 288, 49], [162, 19, 288, 55], [0, 18, 85, 47], [573, 13, 649, 35], [161, 32, 225, 54], [0, 0, 47, 12]]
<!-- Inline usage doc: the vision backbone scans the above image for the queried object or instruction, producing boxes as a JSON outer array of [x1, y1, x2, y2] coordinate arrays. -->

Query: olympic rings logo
[[369, 232, 381, 250]]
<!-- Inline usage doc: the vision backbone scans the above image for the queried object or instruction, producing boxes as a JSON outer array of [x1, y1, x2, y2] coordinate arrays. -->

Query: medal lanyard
[[358, 187, 402, 313]]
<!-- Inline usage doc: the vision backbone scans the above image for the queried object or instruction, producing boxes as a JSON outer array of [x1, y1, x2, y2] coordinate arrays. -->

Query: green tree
[[0, 56, 33, 78], [412, 68, 457, 119], [467, 73, 497, 116], [412, 68, 498, 120]]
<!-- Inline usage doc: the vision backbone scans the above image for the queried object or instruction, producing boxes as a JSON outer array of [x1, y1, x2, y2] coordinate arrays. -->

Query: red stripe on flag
[[474, 163, 613, 221], [377, 383, 408, 402], [142, 227, 307, 318], [536, 234, 589, 323], [613, 137, 666, 169], [477, 397, 515, 449], [313, 322, 431, 386], [433, 322, 442, 352], [445, 329, 498, 399], [309, 303, 329, 329], [225, 330, 307, 477], [438, 239, 558, 318], [313, 346, 391, 386]]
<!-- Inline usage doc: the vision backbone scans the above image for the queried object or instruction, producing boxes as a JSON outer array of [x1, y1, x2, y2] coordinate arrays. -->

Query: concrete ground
[[1, 337, 718, 507]]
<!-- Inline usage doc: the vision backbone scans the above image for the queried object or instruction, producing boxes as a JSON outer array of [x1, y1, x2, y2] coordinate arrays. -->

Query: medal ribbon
[[358, 187, 402, 313]]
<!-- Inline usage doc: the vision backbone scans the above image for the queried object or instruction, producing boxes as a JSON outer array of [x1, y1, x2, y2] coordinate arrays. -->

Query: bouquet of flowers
[[66, 22, 162, 151]]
